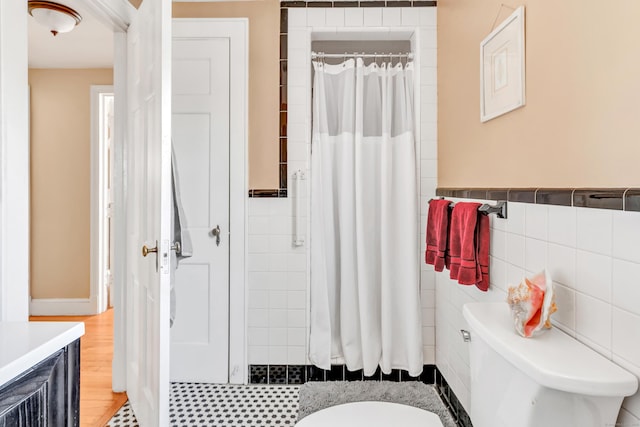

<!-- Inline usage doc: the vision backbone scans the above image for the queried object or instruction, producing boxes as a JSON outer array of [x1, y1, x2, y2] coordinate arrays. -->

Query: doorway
[[91, 85, 115, 314], [27, 2, 121, 423], [28, 0, 115, 317]]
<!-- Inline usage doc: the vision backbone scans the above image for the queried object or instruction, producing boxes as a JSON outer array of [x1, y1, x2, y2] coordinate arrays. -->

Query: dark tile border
[[436, 187, 640, 212], [625, 189, 640, 212], [249, 363, 470, 426], [249, 364, 268, 384], [363, 366, 382, 381], [485, 189, 508, 201], [248, 189, 289, 198], [535, 188, 572, 206], [250, 0, 437, 198], [332, 1, 359, 6], [381, 368, 401, 382], [507, 189, 536, 204], [287, 365, 306, 384], [436, 188, 463, 198], [250, 363, 437, 384], [307, 1, 334, 6], [420, 364, 436, 384], [327, 364, 345, 381], [269, 364, 288, 384], [573, 189, 625, 210], [435, 368, 473, 427], [387, 0, 411, 6], [281, 0, 436, 6], [306, 364, 326, 381]]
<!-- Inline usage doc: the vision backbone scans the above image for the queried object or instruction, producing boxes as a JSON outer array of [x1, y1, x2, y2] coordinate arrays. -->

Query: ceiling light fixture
[[28, 1, 82, 37]]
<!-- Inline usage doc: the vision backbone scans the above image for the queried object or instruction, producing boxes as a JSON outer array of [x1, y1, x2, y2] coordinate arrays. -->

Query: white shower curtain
[[309, 58, 423, 377]]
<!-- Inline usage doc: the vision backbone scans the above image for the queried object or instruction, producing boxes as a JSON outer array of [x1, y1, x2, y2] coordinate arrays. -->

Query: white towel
[[171, 146, 193, 260], [170, 146, 192, 327]]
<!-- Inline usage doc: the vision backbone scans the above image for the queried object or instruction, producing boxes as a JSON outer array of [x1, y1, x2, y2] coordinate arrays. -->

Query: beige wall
[[438, 1, 640, 187], [174, 1, 280, 189], [29, 69, 113, 299]]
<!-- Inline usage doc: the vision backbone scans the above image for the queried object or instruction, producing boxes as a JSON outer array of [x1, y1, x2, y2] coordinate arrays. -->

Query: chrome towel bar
[[429, 198, 508, 219]]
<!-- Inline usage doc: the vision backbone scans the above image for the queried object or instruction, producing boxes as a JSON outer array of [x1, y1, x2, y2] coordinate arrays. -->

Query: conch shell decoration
[[507, 269, 557, 338]]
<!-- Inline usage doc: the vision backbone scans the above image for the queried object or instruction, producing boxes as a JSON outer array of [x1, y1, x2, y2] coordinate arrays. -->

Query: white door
[[125, 0, 172, 425], [170, 36, 230, 383]]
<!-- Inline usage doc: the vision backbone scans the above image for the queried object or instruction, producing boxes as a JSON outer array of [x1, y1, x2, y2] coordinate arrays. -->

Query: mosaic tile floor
[[106, 383, 300, 427]]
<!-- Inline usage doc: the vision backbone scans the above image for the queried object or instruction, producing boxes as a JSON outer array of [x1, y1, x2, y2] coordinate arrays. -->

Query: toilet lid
[[295, 401, 444, 427]]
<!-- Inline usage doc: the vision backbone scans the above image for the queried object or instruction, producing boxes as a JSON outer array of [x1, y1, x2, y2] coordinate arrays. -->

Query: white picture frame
[[480, 6, 525, 122]]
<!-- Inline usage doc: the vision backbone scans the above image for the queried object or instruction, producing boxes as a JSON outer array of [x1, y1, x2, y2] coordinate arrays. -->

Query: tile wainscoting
[[432, 187, 640, 426], [436, 187, 640, 211]]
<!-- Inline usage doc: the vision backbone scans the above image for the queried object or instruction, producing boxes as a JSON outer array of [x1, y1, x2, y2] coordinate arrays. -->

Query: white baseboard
[[29, 298, 97, 316]]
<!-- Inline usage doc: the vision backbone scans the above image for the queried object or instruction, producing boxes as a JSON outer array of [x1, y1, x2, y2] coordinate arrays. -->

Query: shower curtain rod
[[311, 51, 414, 60]]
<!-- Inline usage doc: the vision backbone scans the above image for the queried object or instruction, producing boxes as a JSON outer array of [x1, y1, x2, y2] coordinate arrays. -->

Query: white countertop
[[0, 321, 85, 387]]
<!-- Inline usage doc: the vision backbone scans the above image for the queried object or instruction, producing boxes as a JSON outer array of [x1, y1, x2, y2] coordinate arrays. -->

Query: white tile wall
[[247, 7, 438, 368], [363, 8, 382, 27], [433, 200, 640, 425], [325, 8, 345, 27], [344, 8, 364, 27], [613, 210, 640, 264], [247, 197, 308, 365], [576, 208, 613, 255]]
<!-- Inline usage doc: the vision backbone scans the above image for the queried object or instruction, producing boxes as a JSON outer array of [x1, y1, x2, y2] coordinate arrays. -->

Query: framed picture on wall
[[480, 6, 525, 122]]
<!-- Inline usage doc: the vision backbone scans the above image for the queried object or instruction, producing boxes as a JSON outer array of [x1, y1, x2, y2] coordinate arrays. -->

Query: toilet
[[463, 302, 638, 427], [294, 401, 444, 427]]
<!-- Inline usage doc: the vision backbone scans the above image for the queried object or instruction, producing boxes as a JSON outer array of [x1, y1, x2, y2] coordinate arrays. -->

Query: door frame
[[90, 85, 114, 315], [111, 31, 128, 392], [86, 0, 135, 394], [173, 18, 249, 384], [0, 1, 30, 321]]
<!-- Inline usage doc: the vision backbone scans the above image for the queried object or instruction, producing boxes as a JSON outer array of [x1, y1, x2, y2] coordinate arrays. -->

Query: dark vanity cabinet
[[0, 339, 80, 427]]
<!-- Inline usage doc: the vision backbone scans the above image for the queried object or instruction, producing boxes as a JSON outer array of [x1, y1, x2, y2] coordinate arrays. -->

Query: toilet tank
[[462, 302, 638, 427]]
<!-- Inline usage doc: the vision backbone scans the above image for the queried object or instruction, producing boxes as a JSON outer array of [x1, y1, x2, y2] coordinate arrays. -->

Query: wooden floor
[[31, 309, 128, 427]]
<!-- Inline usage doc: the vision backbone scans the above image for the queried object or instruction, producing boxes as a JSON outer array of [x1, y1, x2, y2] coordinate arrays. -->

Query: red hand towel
[[425, 199, 451, 272], [475, 213, 490, 291], [447, 202, 490, 291]]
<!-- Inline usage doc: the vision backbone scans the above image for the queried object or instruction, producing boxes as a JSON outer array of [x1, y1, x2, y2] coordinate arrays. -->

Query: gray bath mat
[[298, 381, 457, 426]]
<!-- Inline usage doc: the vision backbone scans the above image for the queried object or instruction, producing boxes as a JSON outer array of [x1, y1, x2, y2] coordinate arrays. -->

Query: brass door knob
[[142, 243, 158, 257]]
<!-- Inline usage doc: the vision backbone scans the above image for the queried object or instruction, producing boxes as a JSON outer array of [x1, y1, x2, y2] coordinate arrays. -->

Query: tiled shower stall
[[247, 4, 438, 371]]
